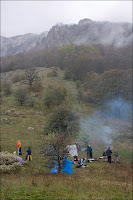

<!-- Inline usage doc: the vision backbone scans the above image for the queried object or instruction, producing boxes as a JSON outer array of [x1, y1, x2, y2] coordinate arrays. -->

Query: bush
[[47, 70, 58, 77], [2, 81, 12, 96], [11, 74, 20, 83], [31, 81, 43, 92], [0, 151, 23, 173], [26, 93, 36, 107], [44, 87, 66, 108], [64, 70, 76, 81], [14, 86, 28, 105], [19, 72, 26, 80]]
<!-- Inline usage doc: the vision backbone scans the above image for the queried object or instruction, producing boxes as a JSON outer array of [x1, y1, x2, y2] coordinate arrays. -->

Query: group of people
[[17, 140, 32, 161], [87, 144, 119, 164]]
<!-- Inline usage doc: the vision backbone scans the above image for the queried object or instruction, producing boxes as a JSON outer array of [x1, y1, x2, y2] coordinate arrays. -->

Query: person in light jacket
[[113, 148, 119, 163]]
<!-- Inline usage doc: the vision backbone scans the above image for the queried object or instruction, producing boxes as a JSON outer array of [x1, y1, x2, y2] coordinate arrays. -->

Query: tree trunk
[[58, 155, 61, 173]]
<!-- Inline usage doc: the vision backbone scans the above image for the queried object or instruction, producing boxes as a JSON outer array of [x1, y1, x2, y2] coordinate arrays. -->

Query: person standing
[[106, 147, 112, 163], [27, 147, 32, 161], [113, 148, 119, 163], [87, 145, 93, 159], [17, 140, 21, 156]]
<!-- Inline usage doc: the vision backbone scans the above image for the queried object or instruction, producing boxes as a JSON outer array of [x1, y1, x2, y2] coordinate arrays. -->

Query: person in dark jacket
[[87, 145, 93, 159], [19, 147, 22, 155], [106, 147, 112, 163], [26, 147, 32, 161]]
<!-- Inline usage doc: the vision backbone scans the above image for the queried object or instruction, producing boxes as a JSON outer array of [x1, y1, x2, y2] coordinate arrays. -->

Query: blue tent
[[63, 156, 73, 174], [50, 162, 58, 174]]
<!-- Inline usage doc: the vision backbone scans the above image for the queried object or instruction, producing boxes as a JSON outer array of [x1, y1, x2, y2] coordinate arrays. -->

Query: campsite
[[1, 2, 132, 199]]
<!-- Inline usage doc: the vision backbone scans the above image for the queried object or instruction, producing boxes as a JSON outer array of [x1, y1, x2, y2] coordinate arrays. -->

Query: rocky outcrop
[[1, 32, 48, 57], [43, 19, 132, 48], [1, 19, 132, 57]]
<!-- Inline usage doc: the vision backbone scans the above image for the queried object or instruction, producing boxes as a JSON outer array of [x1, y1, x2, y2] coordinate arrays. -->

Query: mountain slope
[[1, 32, 48, 57], [43, 19, 132, 48], [1, 18, 132, 57]]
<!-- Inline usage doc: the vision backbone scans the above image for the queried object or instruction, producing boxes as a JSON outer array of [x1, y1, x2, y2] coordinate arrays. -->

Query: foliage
[[31, 81, 43, 92], [43, 105, 80, 136], [43, 105, 80, 172], [26, 93, 36, 107], [79, 69, 132, 104], [2, 81, 12, 96], [2, 44, 132, 77], [64, 70, 76, 81], [11, 74, 20, 83], [47, 70, 58, 77], [0, 151, 23, 173], [44, 86, 66, 108], [14, 86, 28, 105]]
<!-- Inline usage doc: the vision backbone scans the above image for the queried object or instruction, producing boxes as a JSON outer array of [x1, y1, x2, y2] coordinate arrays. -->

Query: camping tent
[[66, 145, 78, 157]]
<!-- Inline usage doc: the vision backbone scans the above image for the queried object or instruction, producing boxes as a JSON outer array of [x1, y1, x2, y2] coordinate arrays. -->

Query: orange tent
[[17, 140, 21, 148]]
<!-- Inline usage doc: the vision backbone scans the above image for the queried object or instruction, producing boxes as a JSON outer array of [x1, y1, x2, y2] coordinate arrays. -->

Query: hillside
[[1, 68, 132, 199]]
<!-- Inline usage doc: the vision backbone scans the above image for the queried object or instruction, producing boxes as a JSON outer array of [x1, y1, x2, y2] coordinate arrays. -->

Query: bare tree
[[25, 68, 39, 88]]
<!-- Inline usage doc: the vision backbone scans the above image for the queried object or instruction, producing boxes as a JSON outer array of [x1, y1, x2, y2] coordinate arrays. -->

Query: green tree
[[14, 87, 28, 106], [43, 105, 80, 172], [44, 87, 66, 108]]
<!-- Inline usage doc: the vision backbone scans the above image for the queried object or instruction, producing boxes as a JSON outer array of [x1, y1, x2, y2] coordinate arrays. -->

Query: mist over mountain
[[1, 19, 132, 57], [1, 32, 48, 57]]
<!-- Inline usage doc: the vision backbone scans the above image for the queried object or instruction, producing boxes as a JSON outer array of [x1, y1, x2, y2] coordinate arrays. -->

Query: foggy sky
[[1, 1, 132, 38]]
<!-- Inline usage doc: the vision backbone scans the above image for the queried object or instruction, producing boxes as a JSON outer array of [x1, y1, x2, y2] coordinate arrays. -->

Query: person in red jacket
[[17, 140, 21, 156]]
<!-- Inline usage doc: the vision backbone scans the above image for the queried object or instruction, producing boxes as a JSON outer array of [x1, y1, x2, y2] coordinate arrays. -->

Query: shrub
[[44, 87, 66, 108], [31, 81, 43, 92], [0, 151, 23, 173], [47, 70, 58, 77], [2, 81, 12, 96], [64, 70, 76, 81], [19, 72, 26, 80], [11, 74, 20, 83], [26, 93, 36, 107], [14, 86, 28, 105]]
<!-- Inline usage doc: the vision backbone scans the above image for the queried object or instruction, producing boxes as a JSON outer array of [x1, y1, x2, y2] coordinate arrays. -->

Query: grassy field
[[1, 68, 132, 200]]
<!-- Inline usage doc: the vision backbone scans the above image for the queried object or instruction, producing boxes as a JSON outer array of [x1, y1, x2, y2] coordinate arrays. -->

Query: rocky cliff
[[1, 19, 132, 57], [1, 32, 48, 57]]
